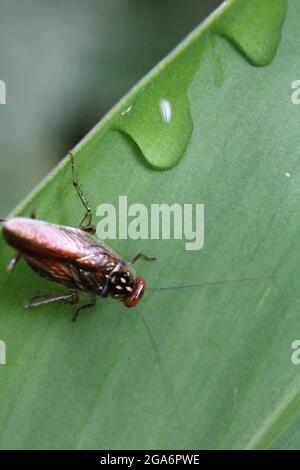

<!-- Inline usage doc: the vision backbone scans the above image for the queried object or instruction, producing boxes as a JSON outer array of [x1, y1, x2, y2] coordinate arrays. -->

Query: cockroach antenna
[[148, 274, 275, 292], [142, 275, 274, 423], [141, 314, 181, 424]]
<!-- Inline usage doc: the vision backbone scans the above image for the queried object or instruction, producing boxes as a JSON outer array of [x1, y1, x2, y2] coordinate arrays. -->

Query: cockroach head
[[124, 276, 146, 307]]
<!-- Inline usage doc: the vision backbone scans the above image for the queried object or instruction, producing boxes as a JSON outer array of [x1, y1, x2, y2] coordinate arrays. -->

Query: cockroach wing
[[25, 254, 110, 294], [3, 218, 121, 271], [25, 256, 81, 290]]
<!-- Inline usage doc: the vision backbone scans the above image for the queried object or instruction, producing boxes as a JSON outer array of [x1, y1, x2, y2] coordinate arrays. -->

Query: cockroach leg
[[130, 252, 157, 265], [24, 290, 79, 309], [79, 225, 96, 234], [72, 295, 96, 322], [69, 151, 93, 228], [6, 253, 21, 272]]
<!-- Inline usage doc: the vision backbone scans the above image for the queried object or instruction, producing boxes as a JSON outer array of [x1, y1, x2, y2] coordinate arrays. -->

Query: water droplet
[[285, 172, 291, 178], [112, 39, 206, 170], [213, 0, 288, 66]]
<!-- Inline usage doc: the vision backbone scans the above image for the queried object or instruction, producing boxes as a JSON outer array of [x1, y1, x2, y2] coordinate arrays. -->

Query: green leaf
[[0, 0, 298, 449]]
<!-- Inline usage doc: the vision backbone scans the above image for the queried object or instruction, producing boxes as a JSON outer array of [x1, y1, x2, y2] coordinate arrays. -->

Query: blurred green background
[[0, 0, 222, 215]]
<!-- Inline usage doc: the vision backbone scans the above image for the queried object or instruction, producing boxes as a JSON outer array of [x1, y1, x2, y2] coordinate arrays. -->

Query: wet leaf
[[0, 0, 298, 449]]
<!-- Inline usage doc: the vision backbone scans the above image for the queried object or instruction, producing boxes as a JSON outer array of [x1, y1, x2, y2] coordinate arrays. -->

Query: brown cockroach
[[2, 152, 156, 321]]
